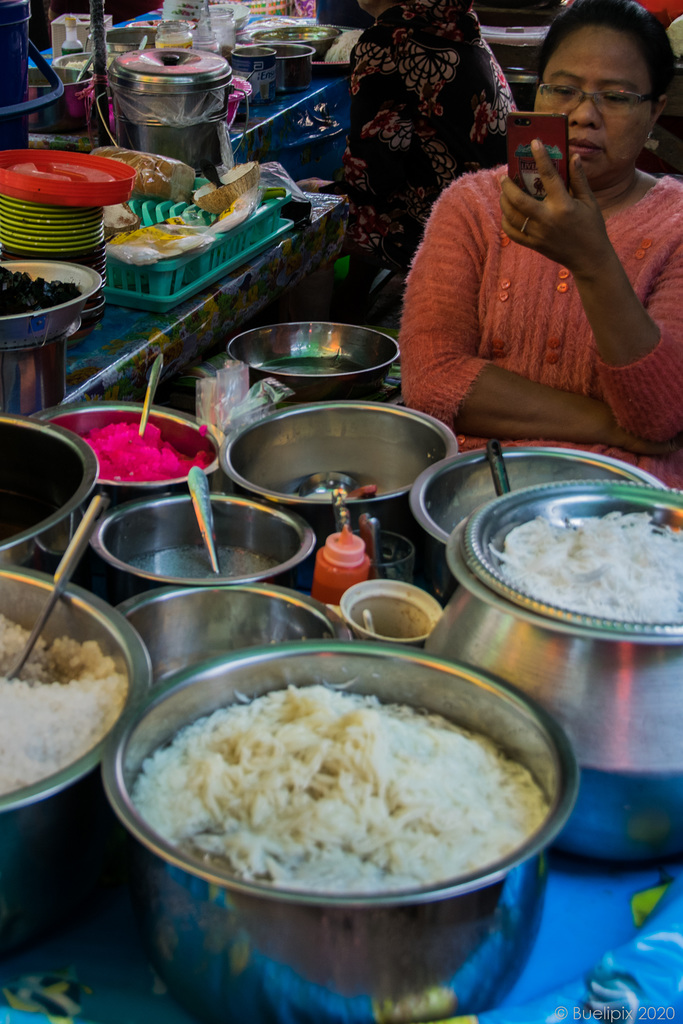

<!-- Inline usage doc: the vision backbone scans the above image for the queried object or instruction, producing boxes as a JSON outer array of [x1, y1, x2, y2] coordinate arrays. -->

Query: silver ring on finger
[[520, 216, 530, 234]]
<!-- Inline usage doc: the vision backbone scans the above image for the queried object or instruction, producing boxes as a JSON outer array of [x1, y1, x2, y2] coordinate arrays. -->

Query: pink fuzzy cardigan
[[399, 168, 683, 489]]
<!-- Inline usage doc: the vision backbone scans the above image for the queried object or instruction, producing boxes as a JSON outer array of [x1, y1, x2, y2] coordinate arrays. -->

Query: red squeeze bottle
[[310, 524, 371, 605]]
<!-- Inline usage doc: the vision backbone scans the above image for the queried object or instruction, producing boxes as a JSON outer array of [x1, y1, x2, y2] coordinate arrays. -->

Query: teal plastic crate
[[104, 193, 293, 313]]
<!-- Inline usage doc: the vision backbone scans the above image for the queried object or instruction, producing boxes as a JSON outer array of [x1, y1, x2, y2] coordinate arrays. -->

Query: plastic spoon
[[6, 493, 110, 681], [138, 353, 163, 438], [188, 466, 221, 574]]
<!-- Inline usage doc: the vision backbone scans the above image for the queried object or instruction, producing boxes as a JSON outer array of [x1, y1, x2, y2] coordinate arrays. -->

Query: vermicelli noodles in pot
[[494, 511, 683, 623], [132, 684, 548, 893]]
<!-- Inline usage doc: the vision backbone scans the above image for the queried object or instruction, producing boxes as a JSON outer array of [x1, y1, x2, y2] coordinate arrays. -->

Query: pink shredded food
[[83, 421, 213, 482]]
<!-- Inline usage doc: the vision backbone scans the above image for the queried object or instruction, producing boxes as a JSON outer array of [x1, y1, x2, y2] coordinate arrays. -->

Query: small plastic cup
[[339, 579, 443, 646]]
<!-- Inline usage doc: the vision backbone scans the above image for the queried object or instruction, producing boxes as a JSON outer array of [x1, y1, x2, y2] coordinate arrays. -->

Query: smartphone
[[506, 112, 569, 199]]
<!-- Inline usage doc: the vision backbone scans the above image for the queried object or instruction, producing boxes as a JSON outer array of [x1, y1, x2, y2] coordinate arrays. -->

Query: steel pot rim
[[0, 414, 99, 554], [102, 640, 579, 907]]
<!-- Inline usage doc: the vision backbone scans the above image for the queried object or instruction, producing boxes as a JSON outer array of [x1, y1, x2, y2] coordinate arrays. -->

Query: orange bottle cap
[[323, 524, 367, 568]]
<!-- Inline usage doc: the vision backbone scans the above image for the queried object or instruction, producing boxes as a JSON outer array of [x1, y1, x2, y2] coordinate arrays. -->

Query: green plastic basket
[[104, 193, 293, 313]]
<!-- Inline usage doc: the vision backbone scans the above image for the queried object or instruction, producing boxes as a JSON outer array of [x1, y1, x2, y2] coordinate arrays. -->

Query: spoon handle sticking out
[[139, 353, 164, 437], [188, 466, 221, 574], [486, 439, 511, 497], [7, 493, 110, 681]]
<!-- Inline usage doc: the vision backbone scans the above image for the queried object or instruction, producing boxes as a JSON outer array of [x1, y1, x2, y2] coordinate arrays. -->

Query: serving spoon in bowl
[[139, 352, 164, 438], [188, 466, 221, 575], [6, 493, 110, 681]]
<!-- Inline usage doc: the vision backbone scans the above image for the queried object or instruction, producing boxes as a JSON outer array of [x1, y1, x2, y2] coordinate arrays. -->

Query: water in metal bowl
[[427, 481, 683, 861], [91, 493, 317, 604], [409, 446, 665, 603], [0, 565, 151, 953], [227, 322, 399, 402], [102, 641, 577, 1024]]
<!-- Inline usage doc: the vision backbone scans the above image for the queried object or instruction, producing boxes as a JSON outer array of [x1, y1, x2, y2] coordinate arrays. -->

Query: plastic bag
[[105, 222, 213, 265]]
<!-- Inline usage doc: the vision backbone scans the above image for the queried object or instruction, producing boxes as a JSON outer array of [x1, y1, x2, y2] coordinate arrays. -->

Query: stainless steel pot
[[28, 65, 92, 132], [91, 492, 317, 604], [0, 566, 151, 953], [0, 413, 98, 573], [271, 42, 315, 92], [106, 24, 157, 51], [118, 583, 351, 683], [102, 641, 578, 1023], [409, 447, 665, 604], [220, 401, 458, 548], [426, 481, 683, 861], [108, 48, 233, 170]]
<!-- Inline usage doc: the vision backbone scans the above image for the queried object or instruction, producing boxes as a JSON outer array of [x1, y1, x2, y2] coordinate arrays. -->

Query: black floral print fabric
[[342, 0, 514, 270]]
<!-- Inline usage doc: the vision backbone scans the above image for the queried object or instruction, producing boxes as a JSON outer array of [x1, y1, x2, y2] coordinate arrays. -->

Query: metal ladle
[[6, 493, 110, 680], [139, 353, 163, 438], [187, 466, 221, 574]]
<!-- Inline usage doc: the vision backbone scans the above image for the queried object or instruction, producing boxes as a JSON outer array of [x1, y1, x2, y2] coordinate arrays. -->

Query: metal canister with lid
[[108, 48, 233, 171]]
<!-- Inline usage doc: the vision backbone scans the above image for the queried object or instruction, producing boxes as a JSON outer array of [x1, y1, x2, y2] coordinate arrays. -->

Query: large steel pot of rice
[[409, 446, 665, 604], [102, 641, 577, 1024], [0, 566, 151, 953], [426, 480, 683, 862], [0, 413, 99, 573]]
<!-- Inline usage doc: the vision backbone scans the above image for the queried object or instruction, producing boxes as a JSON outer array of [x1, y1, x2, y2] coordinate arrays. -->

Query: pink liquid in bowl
[[82, 421, 213, 483]]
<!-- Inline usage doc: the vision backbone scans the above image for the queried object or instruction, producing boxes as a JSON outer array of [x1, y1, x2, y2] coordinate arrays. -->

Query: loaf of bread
[[193, 162, 260, 214], [92, 146, 196, 203]]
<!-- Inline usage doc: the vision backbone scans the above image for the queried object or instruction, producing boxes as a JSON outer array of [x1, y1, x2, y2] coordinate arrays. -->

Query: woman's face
[[535, 26, 667, 194]]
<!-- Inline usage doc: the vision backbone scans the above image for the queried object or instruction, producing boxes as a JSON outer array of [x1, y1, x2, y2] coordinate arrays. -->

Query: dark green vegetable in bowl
[[0, 266, 81, 316]]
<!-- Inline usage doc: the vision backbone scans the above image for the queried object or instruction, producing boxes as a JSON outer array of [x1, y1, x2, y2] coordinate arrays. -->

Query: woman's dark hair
[[537, 0, 675, 97]]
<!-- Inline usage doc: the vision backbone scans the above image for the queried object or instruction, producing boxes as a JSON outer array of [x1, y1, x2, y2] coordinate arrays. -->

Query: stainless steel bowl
[[28, 65, 92, 133], [220, 401, 458, 546], [0, 262, 103, 348], [33, 402, 220, 506], [270, 42, 316, 91], [118, 583, 351, 683], [106, 24, 158, 51], [251, 24, 341, 58], [102, 641, 577, 1023], [409, 446, 665, 603], [0, 413, 98, 573], [426, 481, 683, 861], [0, 565, 151, 953], [227, 322, 399, 402], [91, 493, 317, 604]]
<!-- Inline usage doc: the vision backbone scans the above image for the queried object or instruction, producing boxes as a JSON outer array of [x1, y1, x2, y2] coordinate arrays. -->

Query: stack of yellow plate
[[0, 196, 106, 336]]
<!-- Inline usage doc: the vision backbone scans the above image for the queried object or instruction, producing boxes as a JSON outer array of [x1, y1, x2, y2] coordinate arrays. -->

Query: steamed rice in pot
[[0, 613, 128, 795], [132, 684, 548, 893], [495, 511, 683, 623]]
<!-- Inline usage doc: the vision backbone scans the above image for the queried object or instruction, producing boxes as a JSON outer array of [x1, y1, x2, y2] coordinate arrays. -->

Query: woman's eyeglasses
[[538, 83, 656, 113]]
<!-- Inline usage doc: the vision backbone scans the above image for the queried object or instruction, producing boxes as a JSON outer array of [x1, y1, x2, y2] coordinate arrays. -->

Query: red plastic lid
[[0, 150, 136, 207]]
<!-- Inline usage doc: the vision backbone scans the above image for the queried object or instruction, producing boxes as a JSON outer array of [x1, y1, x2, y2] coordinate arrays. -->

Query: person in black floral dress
[[330, 0, 514, 321]]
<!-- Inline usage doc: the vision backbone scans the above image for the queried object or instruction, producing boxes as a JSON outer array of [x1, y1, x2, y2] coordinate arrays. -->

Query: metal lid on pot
[[108, 48, 232, 93], [458, 479, 683, 637]]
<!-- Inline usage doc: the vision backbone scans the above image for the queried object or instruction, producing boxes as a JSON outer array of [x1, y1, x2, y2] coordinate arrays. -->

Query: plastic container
[[0, 3, 63, 151], [60, 15, 84, 55], [310, 524, 371, 605], [104, 192, 292, 312]]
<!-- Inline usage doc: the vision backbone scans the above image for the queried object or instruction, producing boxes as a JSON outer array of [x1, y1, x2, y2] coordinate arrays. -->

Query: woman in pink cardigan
[[399, 0, 683, 489]]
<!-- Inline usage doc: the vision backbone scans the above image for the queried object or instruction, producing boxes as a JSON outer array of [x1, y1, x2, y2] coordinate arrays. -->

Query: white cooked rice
[[324, 29, 363, 63], [495, 511, 683, 623], [132, 683, 548, 893], [0, 613, 128, 795]]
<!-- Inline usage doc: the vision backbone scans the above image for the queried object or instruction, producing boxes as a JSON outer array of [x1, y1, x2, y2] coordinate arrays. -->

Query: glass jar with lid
[[209, 9, 235, 60], [156, 20, 194, 48]]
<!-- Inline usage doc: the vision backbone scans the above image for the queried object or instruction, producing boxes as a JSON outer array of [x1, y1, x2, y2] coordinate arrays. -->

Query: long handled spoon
[[188, 466, 221, 574], [6, 493, 110, 681], [485, 438, 511, 497], [139, 353, 164, 438]]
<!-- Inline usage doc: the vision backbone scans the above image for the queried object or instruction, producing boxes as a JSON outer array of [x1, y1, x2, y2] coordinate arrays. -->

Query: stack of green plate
[[0, 196, 107, 336]]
